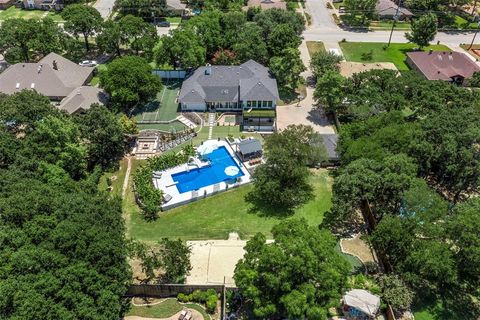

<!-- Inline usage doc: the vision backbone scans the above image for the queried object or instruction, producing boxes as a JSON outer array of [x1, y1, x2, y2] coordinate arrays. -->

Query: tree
[[100, 56, 162, 112], [75, 104, 126, 170], [155, 29, 206, 69], [116, 0, 167, 19], [62, 4, 103, 52], [405, 13, 438, 48], [245, 125, 324, 213], [31, 18, 66, 58], [313, 71, 346, 122], [182, 11, 222, 57], [119, 114, 139, 134], [211, 49, 238, 65], [119, 14, 158, 58], [159, 238, 192, 283], [269, 48, 305, 92], [0, 18, 36, 62], [466, 71, 480, 87], [253, 8, 305, 37], [344, 0, 377, 25], [97, 20, 123, 57], [266, 23, 301, 56], [234, 219, 350, 319], [378, 275, 414, 311], [220, 11, 247, 48], [310, 51, 342, 78], [232, 23, 268, 64]]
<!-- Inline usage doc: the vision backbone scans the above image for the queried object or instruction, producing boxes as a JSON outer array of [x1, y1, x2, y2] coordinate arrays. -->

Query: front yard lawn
[[0, 7, 64, 21], [126, 168, 332, 242], [339, 42, 451, 70], [370, 20, 411, 30]]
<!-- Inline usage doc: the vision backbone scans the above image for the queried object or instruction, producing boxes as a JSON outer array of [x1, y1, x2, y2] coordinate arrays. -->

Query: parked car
[[78, 60, 98, 67], [339, 6, 346, 13], [157, 21, 171, 27]]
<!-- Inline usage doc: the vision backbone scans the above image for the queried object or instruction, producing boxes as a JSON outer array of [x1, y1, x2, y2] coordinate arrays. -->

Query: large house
[[406, 51, 480, 85], [178, 60, 279, 131], [23, 0, 62, 10], [243, 0, 287, 11], [0, 53, 106, 114]]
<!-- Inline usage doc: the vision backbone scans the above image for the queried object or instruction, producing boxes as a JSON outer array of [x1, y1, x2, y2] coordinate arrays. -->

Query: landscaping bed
[[306, 41, 326, 57]]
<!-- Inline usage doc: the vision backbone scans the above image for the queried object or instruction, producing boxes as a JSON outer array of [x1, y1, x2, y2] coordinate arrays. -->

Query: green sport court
[[133, 79, 181, 123]]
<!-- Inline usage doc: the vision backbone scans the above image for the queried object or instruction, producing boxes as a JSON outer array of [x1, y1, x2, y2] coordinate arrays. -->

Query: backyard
[[126, 299, 210, 320], [125, 168, 332, 242], [339, 42, 452, 70], [0, 7, 64, 21]]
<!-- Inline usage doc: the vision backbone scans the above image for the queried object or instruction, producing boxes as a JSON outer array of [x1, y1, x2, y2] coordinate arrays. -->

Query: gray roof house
[[237, 138, 263, 161], [376, 0, 413, 20], [0, 53, 106, 114], [178, 60, 279, 112], [321, 134, 340, 164]]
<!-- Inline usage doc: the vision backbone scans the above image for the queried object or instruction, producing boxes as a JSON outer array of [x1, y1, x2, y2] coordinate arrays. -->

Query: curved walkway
[[125, 308, 204, 320]]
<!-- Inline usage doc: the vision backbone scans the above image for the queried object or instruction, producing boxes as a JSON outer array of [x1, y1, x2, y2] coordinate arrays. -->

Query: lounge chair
[[184, 312, 192, 320], [163, 193, 173, 203]]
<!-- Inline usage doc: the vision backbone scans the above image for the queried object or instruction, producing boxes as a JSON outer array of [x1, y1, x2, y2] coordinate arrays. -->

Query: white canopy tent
[[343, 289, 380, 318]]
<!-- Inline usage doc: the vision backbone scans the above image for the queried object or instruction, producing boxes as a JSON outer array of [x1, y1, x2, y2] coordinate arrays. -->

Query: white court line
[[154, 80, 168, 121]]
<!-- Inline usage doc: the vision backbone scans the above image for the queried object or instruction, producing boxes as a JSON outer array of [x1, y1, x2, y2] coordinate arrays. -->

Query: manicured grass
[[133, 80, 181, 123], [339, 42, 452, 70], [127, 299, 211, 319], [0, 7, 63, 21], [137, 121, 187, 132], [453, 15, 479, 29], [98, 158, 129, 198], [306, 41, 326, 58], [166, 16, 182, 24], [89, 64, 107, 86], [370, 20, 411, 30], [127, 169, 332, 242], [412, 300, 464, 320]]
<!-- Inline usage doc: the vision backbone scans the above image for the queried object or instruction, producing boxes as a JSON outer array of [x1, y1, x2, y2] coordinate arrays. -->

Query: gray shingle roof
[[59, 86, 109, 114], [179, 60, 279, 104], [0, 53, 95, 99], [321, 134, 339, 160], [376, 0, 412, 17], [238, 139, 262, 155]]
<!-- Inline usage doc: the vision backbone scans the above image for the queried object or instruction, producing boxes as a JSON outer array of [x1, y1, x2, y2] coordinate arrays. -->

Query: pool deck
[[154, 140, 252, 211]]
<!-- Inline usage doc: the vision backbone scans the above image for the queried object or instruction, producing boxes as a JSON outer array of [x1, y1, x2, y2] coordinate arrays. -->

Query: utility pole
[[387, 0, 402, 47], [468, 22, 480, 50]]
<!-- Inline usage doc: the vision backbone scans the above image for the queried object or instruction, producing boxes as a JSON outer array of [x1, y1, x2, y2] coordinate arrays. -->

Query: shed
[[321, 134, 340, 164], [237, 139, 262, 161], [342, 289, 380, 320]]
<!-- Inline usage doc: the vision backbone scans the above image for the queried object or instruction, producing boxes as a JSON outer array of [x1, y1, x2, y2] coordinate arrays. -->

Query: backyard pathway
[[122, 156, 132, 199], [207, 113, 215, 139]]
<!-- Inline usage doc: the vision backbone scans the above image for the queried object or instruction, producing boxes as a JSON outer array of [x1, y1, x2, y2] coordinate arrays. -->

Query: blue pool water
[[172, 146, 245, 194]]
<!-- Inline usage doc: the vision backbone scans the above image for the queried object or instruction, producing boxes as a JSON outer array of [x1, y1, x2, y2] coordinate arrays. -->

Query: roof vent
[[15, 83, 20, 89], [37, 64, 43, 74], [205, 63, 212, 75], [438, 55, 443, 61], [30, 83, 35, 89], [448, 55, 453, 61], [222, 89, 229, 94], [429, 49, 433, 54], [52, 60, 58, 70]]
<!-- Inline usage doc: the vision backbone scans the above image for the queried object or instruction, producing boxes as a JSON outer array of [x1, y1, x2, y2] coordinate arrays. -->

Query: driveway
[[305, 0, 338, 30], [277, 87, 335, 134], [93, 0, 115, 19]]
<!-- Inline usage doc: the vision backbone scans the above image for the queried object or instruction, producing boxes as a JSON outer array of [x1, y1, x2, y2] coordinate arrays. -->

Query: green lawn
[[370, 20, 411, 30], [166, 16, 182, 24], [453, 15, 479, 30], [339, 42, 452, 70], [127, 169, 332, 242], [98, 158, 129, 198], [306, 41, 326, 58], [137, 121, 187, 132], [0, 7, 64, 21], [133, 80, 181, 123], [413, 300, 465, 320], [126, 299, 210, 319]]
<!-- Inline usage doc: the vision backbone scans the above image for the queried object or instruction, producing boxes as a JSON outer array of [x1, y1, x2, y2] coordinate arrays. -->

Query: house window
[[247, 101, 251, 107], [252, 101, 257, 107], [233, 102, 238, 108], [267, 101, 273, 108], [262, 101, 268, 107], [258, 101, 262, 108]]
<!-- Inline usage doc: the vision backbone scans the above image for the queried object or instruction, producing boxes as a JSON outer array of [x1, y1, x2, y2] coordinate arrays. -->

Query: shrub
[[206, 295, 218, 314]]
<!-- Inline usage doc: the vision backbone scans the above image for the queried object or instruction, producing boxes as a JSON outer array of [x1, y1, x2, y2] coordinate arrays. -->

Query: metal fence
[[153, 69, 187, 79]]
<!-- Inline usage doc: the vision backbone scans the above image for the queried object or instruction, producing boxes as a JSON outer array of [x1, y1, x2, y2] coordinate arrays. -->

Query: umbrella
[[197, 140, 218, 156], [224, 166, 240, 176]]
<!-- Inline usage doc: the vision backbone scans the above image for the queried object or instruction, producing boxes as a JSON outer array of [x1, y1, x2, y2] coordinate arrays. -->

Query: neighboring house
[[243, 0, 287, 11], [406, 51, 480, 85], [0, 0, 15, 10], [166, 0, 186, 15], [23, 0, 62, 10], [376, 0, 413, 20], [59, 86, 109, 115], [0, 53, 106, 114], [320, 134, 340, 166], [342, 289, 381, 320], [179, 60, 279, 132]]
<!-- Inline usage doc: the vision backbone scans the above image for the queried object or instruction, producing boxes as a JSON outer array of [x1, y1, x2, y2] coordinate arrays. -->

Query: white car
[[329, 48, 342, 57], [78, 60, 98, 67]]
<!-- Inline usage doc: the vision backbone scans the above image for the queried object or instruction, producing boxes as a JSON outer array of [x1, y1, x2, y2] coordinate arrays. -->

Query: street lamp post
[[387, 0, 402, 47]]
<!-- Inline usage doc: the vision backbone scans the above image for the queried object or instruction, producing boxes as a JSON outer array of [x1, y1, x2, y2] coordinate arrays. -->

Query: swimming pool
[[172, 146, 245, 194]]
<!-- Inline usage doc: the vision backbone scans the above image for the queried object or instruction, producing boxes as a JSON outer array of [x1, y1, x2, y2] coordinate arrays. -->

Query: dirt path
[[122, 156, 132, 199]]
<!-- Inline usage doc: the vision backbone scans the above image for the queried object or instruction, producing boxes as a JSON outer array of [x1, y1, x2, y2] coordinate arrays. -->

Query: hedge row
[[133, 145, 195, 218], [177, 289, 218, 314]]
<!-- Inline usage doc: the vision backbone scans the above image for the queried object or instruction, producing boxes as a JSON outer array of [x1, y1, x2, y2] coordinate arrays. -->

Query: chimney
[[52, 60, 58, 70], [205, 63, 212, 75], [429, 49, 433, 54], [37, 64, 43, 74]]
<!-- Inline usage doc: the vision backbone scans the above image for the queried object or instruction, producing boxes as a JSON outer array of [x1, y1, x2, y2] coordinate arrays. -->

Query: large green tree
[[100, 56, 162, 112], [269, 48, 305, 93], [232, 23, 268, 64], [310, 51, 342, 78], [405, 13, 438, 48], [234, 219, 350, 319], [155, 29, 206, 69], [245, 125, 325, 213], [62, 4, 103, 52]]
